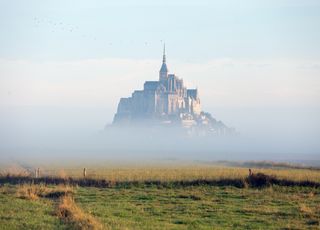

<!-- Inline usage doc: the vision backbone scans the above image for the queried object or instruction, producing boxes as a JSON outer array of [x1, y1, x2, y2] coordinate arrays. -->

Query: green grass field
[[0, 185, 68, 230], [0, 163, 320, 229], [75, 185, 320, 229]]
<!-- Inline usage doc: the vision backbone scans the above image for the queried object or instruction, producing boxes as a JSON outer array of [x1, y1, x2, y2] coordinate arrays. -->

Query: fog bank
[[0, 106, 319, 165]]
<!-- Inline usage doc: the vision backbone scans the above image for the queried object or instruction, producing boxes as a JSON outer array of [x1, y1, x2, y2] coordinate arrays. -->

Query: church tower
[[159, 44, 168, 84]]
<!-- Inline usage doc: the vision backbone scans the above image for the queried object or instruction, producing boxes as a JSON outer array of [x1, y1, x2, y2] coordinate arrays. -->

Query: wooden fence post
[[83, 168, 87, 178]]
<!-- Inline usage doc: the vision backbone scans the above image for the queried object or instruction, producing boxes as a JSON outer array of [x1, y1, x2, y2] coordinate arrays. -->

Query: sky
[[0, 0, 319, 161], [0, 0, 319, 108]]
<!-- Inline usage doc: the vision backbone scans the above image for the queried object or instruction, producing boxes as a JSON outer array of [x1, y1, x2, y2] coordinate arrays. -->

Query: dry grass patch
[[16, 184, 48, 200], [14, 184, 101, 229], [57, 195, 102, 230], [299, 203, 313, 216], [16, 184, 74, 200]]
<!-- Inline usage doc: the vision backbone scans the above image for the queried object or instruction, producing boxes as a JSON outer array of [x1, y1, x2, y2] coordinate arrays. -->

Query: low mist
[[0, 106, 319, 166]]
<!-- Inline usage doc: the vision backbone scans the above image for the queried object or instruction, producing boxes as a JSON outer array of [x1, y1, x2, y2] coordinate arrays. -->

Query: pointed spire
[[162, 43, 166, 63], [159, 43, 168, 79]]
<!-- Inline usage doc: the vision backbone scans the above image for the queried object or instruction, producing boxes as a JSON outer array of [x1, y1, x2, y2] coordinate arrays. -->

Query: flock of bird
[[33, 17, 164, 46]]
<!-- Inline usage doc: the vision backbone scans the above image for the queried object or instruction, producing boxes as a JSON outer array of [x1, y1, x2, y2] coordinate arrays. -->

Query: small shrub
[[246, 173, 276, 188]]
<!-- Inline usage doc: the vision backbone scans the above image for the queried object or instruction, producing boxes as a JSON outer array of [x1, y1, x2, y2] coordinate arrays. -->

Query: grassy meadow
[[0, 162, 320, 229], [75, 185, 320, 229]]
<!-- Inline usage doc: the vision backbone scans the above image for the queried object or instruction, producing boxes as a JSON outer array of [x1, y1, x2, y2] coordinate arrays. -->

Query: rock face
[[112, 46, 234, 135]]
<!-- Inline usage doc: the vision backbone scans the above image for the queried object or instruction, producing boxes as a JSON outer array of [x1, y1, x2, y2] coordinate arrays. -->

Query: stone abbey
[[113, 46, 232, 134]]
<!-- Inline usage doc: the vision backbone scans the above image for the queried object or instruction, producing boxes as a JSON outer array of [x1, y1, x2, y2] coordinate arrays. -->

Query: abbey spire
[[162, 43, 166, 63], [159, 43, 168, 82]]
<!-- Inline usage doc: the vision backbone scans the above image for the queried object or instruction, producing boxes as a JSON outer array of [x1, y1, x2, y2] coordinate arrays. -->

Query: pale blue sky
[[0, 0, 319, 109], [0, 0, 320, 61]]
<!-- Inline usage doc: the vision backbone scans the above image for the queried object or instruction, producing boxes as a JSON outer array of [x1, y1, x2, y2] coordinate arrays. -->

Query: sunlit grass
[[37, 164, 320, 183]]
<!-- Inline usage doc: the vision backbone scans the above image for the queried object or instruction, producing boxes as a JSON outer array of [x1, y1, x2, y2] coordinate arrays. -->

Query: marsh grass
[[39, 165, 320, 183], [1, 171, 319, 190], [2, 161, 320, 183]]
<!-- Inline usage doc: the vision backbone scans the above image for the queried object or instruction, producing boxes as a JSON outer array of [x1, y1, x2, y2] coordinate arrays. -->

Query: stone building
[[112, 46, 232, 134], [113, 45, 202, 124]]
